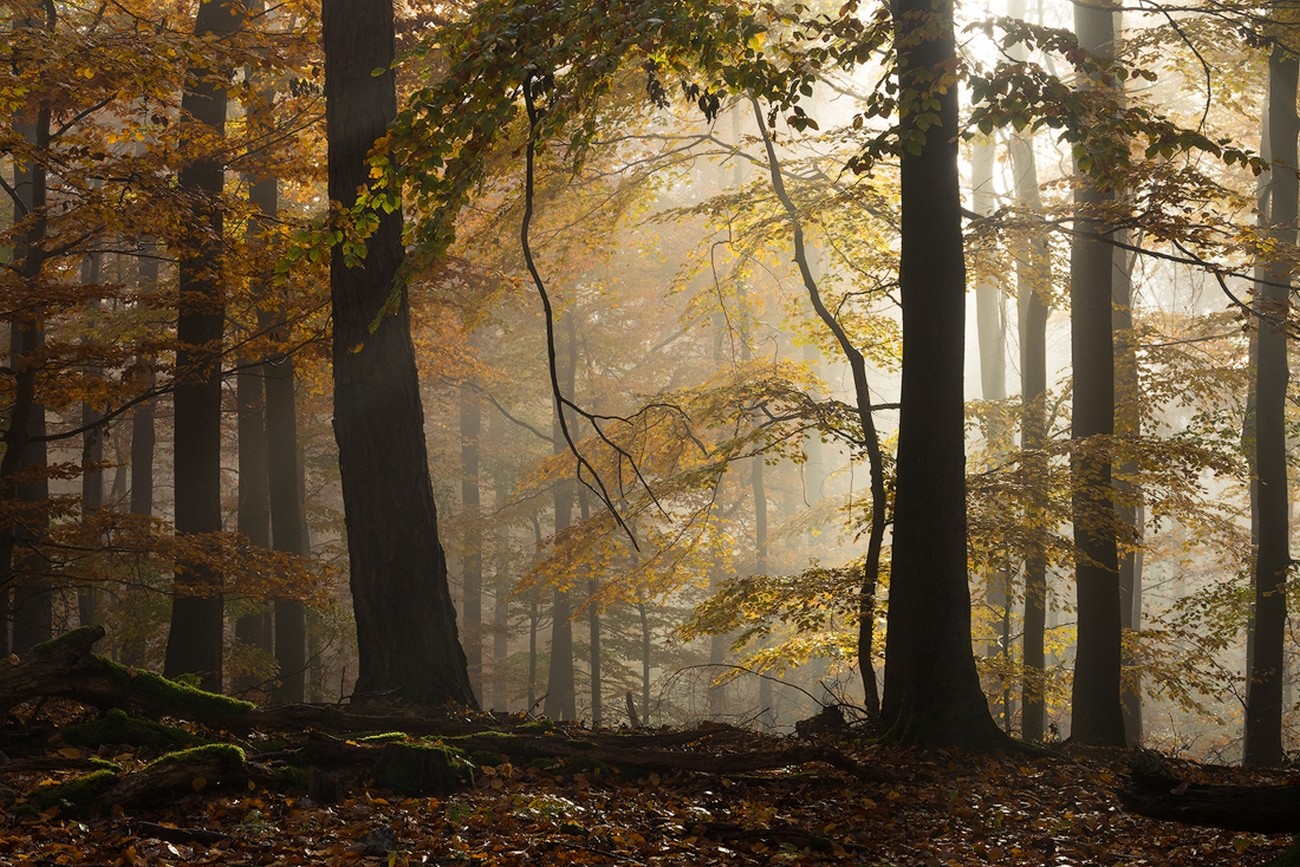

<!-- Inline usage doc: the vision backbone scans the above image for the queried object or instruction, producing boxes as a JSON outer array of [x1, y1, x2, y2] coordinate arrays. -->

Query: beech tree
[[163, 0, 246, 690], [876, 0, 1004, 746], [322, 0, 475, 706]]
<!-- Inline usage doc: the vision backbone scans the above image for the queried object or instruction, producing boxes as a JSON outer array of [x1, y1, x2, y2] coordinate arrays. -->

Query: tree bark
[[878, 0, 1003, 746], [164, 0, 246, 691], [1068, 0, 1126, 747], [1244, 40, 1296, 768], [1112, 229, 1143, 746], [460, 383, 483, 704], [4, 4, 56, 654], [323, 0, 474, 706], [234, 352, 272, 680], [544, 312, 577, 719], [1009, 122, 1051, 743]]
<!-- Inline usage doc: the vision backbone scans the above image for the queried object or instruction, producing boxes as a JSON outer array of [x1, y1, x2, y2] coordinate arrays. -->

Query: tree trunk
[[234, 352, 272, 683], [972, 137, 1012, 729], [323, 0, 474, 706], [460, 383, 483, 704], [1244, 40, 1296, 768], [4, 5, 55, 654], [579, 486, 601, 725], [164, 0, 246, 691], [1112, 229, 1143, 746], [543, 312, 577, 719], [490, 409, 512, 711], [79, 264, 105, 628], [877, 0, 1003, 746], [1068, 0, 1126, 747]]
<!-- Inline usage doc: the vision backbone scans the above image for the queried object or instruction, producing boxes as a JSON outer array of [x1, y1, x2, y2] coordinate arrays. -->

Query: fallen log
[[1121, 749, 1300, 833], [0, 626, 253, 723]]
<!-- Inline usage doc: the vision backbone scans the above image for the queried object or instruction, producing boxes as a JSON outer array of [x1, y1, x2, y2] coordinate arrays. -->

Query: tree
[[1067, 0, 1126, 747], [1243, 37, 1296, 768], [163, 0, 247, 690], [877, 0, 1004, 746], [322, 0, 475, 706]]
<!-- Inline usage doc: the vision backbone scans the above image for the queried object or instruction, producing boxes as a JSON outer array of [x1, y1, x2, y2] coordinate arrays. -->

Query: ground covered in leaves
[[2, 712, 1297, 866]]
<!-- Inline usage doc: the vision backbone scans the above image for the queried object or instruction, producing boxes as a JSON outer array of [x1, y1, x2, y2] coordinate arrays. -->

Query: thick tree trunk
[[1244, 41, 1296, 768], [878, 0, 1003, 746], [4, 7, 55, 654], [164, 0, 245, 691], [1068, 0, 1126, 747], [323, 0, 474, 706]]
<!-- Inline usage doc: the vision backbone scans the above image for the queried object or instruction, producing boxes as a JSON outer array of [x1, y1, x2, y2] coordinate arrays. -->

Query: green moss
[[356, 731, 409, 743], [516, 719, 555, 733], [31, 626, 103, 655], [144, 743, 246, 774], [62, 709, 202, 752], [17, 769, 118, 815], [101, 660, 254, 723], [375, 742, 474, 796], [276, 765, 309, 789]]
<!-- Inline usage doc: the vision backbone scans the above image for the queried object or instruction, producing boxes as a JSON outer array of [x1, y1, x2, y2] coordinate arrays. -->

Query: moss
[[276, 765, 309, 789], [144, 743, 246, 774], [375, 741, 474, 796], [17, 768, 118, 815], [516, 719, 555, 733], [356, 731, 409, 743], [61, 708, 202, 752], [31, 626, 103, 656], [100, 659, 255, 723]]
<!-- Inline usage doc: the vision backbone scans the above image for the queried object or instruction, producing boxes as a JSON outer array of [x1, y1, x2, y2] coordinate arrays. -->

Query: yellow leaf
[[191, 776, 207, 792]]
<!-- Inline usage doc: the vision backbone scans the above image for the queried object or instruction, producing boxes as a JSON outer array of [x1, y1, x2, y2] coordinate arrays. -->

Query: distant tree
[[164, 0, 246, 691], [322, 0, 475, 706], [1068, 0, 1126, 748], [1243, 38, 1295, 768]]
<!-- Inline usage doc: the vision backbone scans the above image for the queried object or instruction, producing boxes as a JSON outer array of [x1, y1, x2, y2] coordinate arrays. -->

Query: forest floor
[[1, 711, 1297, 866]]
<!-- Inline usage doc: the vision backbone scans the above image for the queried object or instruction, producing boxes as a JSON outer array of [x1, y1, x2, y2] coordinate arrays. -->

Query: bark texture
[[323, 0, 474, 706], [879, 0, 1003, 746]]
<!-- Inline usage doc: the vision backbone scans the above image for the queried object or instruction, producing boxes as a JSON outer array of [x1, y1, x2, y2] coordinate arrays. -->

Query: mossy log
[[1121, 749, 1300, 833], [1, 626, 253, 722]]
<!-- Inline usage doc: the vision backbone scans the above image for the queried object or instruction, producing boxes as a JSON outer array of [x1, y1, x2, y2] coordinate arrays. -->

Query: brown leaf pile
[[1, 730, 1294, 865]]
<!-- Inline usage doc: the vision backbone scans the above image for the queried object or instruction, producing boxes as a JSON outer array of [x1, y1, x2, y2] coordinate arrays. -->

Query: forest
[[3, 0, 1300, 862]]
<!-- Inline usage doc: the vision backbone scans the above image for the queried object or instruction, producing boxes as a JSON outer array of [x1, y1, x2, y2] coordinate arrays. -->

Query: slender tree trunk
[[877, 0, 1003, 746], [544, 312, 577, 719], [323, 0, 474, 705], [490, 408, 511, 710], [80, 262, 105, 627], [972, 137, 1012, 730], [1112, 230, 1143, 746], [1010, 122, 1051, 742], [1068, 0, 1126, 747], [750, 97, 883, 721], [164, 0, 246, 690], [460, 383, 483, 704], [638, 600, 651, 726], [579, 486, 600, 725], [234, 353, 272, 682], [1244, 40, 1296, 768]]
